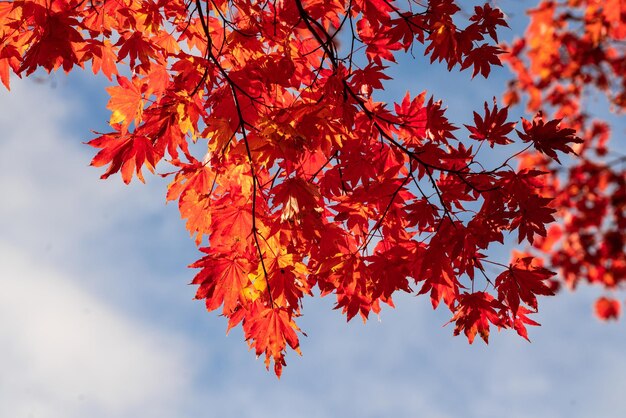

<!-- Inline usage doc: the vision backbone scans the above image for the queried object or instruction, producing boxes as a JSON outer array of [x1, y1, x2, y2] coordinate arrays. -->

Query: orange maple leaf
[[191, 250, 254, 315], [106, 76, 145, 132], [82, 39, 118, 81], [243, 303, 301, 378]]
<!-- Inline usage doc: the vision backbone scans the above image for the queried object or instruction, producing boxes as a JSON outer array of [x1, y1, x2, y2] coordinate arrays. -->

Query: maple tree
[[1, 0, 624, 376]]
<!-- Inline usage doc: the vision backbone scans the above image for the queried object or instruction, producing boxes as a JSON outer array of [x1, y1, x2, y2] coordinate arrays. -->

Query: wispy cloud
[[0, 77, 202, 418], [0, 243, 196, 418]]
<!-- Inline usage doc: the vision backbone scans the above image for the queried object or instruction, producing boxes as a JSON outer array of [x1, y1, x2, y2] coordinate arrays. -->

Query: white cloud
[[0, 78, 165, 253], [0, 243, 196, 418], [0, 77, 201, 418], [0, 76, 196, 309]]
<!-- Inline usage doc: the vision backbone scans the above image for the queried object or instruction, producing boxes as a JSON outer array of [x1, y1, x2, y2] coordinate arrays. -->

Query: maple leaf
[[404, 198, 438, 231], [510, 306, 541, 341], [324, 254, 378, 322], [510, 194, 556, 244], [19, 11, 84, 75], [594, 297, 621, 321], [164, 158, 215, 244], [115, 31, 160, 73], [88, 132, 160, 184], [357, 17, 401, 65], [0, 43, 21, 89], [242, 303, 301, 378], [495, 256, 556, 317], [191, 249, 254, 315], [350, 63, 392, 94], [106, 76, 145, 132], [394, 92, 428, 141], [367, 245, 413, 303], [268, 267, 306, 309], [460, 44, 504, 78], [417, 249, 461, 310], [81, 39, 119, 81], [425, 20, 460, 69], [449, 292, 506, 344], [211, 199, 254, 245], [272, 178, 321, 224], [256, 236, 310, 308], [470, 3, 509, 42], [516, 113, 583, 163], [465, 100, 516, 147], [165, 158, 214, 203], [178, 189, 212, 246]]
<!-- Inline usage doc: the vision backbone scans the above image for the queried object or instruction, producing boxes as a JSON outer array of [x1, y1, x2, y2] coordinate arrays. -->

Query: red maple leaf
[[449, 292, 506, 344], [465, 100, 516, 147], [470, 3, 509, 43], [510, 194, 556, 244], [19, 10, 83, 75], [495, 256, 556, 316], [516, 113, 583, 163], [460, 44, 504, 78], [594, 297, 621, 321], [510, 306, 540, 341], [88, 132, 159, 184]]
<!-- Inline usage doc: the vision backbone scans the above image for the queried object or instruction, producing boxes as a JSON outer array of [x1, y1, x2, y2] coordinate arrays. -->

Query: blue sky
[[1, 2, 626, 417]]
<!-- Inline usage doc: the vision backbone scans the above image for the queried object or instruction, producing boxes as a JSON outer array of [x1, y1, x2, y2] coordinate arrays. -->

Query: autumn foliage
[[503, 0, 626, 320], [1, 0, 624, 376]]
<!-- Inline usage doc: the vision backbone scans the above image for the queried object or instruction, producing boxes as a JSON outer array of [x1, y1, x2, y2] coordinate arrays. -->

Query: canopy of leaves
[[1, 0, 623, 376]]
